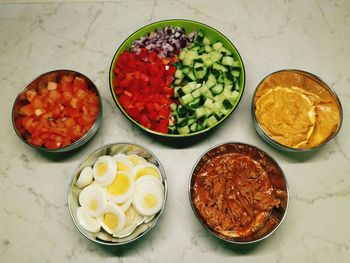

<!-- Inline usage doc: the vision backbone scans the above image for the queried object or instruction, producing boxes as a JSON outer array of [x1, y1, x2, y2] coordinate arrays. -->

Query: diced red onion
[[131, 26, 196, 58]]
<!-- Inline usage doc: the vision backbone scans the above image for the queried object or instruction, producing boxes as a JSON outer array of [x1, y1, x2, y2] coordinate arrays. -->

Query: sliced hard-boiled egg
[[93, 155, 117, 186], [76, 166, 93, 188], [106, 171, 135, 204], [127, 154, 147, 166], [99, 202, 126, 234], [136, 175, 164, 192], [120, 199, 132, 212], [79, 184, 107, 217], [113, 206, 144, 238], [131, 163, 161, 181], [132, 184, 164, 216], [113, 153, 127, 159], [76, 207, 101, 233], [114, 158, 134, 173]]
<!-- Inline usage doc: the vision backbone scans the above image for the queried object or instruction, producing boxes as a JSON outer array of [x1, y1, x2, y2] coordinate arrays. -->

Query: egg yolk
[[97, 162, 107, 176], [143, 193, 157, 208], [117, 161, 131, 172], [103, 212, 119, 230], [135, 167, 160, 180], [90, 200, 98, 211], [107, 173, 130, 195]]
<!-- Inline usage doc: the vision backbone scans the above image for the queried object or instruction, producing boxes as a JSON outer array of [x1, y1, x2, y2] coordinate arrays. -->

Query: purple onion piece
[[130, 26, 197, 58]]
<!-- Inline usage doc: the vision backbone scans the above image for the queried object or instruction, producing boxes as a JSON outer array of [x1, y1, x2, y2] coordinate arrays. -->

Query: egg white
[[114, 158, 134, 174], [76, 166, 93, 188], [92, 155, 117, 186], [76, 207, 101, 233], [98, 202, 126, 234], [135, 175, 164, 192], [79, 184, 107, 217], [113, 206, 144, 238], [127, 154, 147, 166], [132, 184, 164, 216], [131, 162, 162, 181]]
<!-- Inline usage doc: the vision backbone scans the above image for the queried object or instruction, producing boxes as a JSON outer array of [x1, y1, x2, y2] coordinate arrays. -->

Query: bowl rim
[[67, 142, 168, 246], [11, 69, 103, 152], [108, 18, 246, 138], [251, 69, 343, 152], [188, 141, 290, 244]]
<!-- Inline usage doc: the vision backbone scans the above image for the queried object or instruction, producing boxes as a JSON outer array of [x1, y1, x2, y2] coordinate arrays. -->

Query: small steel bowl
[[252, 69, 343, 152], [12, 69, 103, 153], [68, 142, 168, 246], [189, 142, 289, 244]]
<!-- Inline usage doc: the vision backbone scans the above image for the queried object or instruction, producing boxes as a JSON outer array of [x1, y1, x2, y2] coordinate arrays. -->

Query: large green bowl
[[109, 19, 246, 137]]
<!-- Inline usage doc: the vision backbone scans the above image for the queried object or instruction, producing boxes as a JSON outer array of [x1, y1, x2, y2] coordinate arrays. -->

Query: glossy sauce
[[191, 143, 287, 242]]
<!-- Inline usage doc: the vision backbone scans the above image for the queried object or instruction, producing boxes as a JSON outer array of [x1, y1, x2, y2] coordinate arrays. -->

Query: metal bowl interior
[[109, 19, 246, 138], [68, 142, 168, 246], [251, 69, 343, 152], [189, 142, 289, 244], [12, 69, 103, 153]]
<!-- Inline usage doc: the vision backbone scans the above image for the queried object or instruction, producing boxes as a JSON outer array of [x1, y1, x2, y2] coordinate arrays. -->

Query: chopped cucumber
[[204, 98, 214, 109], [191, 89, 201, 99], [171, 30, 242, 135], [211, 84, 224, 95], [203, 37, 211, 46], [195, 107, 207, 119], [188, 98, 201, 110], [178, 125, 190, 135], [231, 70, 240, 77], [190, 122, 198, 132], [212, 42, 223, 51], [175, 69, 183, 79], [222, 56, 235, 66], [179, 93, 194, 105], [214, 93, 226, 102], [170, 103, 177, 111], [222, 99, 233, 110], [207, 115, 218, 127]]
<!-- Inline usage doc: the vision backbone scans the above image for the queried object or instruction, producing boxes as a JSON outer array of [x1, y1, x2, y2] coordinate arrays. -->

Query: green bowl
[[109, 19, 246, 137]]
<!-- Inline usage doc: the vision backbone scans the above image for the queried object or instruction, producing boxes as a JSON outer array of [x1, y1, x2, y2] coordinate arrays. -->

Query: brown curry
[[191, 143, 287, 242]]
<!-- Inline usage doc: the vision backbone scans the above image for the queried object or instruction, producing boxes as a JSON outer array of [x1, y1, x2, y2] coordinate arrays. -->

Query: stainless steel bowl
[[252, 69, 343, 152], [12, 69, 102, 153], [189, 142, 289, 244], [68, 142, 168, 246]]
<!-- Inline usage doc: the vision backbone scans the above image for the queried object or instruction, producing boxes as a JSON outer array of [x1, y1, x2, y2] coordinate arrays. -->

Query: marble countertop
[[1, 0, 349, 262]]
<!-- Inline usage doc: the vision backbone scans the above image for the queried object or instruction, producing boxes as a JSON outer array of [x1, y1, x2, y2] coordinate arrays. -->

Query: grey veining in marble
[[0, 0, 349, 262]]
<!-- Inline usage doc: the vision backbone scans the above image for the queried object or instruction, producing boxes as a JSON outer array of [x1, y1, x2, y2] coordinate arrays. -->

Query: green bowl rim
[[109, 19, 246, 138]]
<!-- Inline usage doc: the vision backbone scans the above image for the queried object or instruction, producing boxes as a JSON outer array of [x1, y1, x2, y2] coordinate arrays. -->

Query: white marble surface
[[1, 0, 349, 262]]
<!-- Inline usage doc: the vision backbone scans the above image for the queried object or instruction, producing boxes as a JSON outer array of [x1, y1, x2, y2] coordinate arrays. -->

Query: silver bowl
[[189, 142, 289, 244], [68, 142, 168, 246], [251, 69, 343, 152], [12, 69, 102, 153]]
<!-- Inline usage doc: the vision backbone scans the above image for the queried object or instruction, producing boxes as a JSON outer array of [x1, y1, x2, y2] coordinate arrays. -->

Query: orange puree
[[254, 71, 341, 149]]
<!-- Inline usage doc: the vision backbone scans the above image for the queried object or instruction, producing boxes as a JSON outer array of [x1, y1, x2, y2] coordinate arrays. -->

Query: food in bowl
[[13, 71, 100, 150], [110, 20, 245, 136], [190, 143, 288, 243], [74, 151, 165, 240], [253, 70, 342, 150]]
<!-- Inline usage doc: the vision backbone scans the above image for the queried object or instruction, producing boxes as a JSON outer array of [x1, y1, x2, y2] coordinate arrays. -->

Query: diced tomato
[[25, 90, 37, 102], [16, 74, 99, 149], [60, 75, 73, 84], [20, 104, 35, 116]]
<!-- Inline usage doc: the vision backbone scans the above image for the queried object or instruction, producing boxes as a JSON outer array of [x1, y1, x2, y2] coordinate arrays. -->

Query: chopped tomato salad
[[18, 75, 99, 149], [113, 48, 177, 133]]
